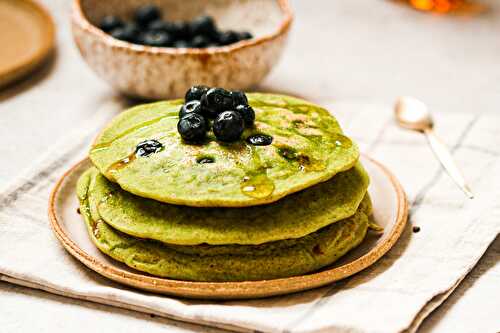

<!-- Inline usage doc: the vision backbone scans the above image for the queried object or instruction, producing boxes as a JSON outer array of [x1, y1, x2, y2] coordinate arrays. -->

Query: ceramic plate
[[49, 156, 408, 300], [0, 0, 55, 89]]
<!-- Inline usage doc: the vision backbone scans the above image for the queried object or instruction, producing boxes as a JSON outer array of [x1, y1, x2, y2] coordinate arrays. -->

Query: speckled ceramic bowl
[[72, 0, 293, 100]]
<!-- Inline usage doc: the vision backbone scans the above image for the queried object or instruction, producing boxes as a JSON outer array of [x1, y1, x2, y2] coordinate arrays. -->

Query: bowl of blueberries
[[72, 0, 293, 100]]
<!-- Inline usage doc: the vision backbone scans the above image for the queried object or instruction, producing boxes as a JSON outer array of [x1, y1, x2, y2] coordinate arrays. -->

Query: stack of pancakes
[[77, 93, 379, 282]]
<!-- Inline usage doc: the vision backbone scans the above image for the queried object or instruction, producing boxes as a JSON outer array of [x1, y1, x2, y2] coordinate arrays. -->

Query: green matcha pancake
[[77, 170, 371, 281], [80, 162, 369, 245], [89, 93, 359, 207]]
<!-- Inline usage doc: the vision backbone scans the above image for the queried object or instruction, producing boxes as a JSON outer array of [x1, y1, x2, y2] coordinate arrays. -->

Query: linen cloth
[[0, 101, 499, 333]]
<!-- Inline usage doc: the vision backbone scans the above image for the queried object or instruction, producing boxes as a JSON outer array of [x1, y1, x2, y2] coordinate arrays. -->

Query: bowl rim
[[72, 0, 293, 55]]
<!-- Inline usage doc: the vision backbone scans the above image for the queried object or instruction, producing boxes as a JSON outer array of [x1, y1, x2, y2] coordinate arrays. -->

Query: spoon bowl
[[394, 96, 473, 199], [395, 96, 434, 131]]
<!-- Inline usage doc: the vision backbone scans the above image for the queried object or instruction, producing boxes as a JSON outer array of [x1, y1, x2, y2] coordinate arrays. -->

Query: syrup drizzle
[[106, 152, 137, 181], [240, 145, 275, 199], [90, 115, 176, 153]]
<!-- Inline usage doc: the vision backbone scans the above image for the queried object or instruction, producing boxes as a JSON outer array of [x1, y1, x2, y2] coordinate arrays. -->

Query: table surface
[[0, 0, 499, 332]]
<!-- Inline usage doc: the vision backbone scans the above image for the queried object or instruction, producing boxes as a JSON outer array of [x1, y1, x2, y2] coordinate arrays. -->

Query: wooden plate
[[49, 155, 408, 300], [0, 0, 55, 89]]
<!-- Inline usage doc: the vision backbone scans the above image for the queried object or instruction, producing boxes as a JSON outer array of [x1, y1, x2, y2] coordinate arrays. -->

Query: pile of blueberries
[[177, 86, 255, 143], [99, 5, 253, 48]]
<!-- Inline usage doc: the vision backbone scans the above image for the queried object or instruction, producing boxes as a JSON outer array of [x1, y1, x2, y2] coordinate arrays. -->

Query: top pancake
[[89, 93, 359, 207]]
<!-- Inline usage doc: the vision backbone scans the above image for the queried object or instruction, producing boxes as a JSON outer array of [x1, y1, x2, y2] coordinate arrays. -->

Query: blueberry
[[237, 31, 253, 41], [170, 21, 191, 40], [246, 134, 273, 146], [99, 15, 124, 32], [110, 28, 129, 41], [213, 111, 244, 142], [134, 5, 161, 26], [173, 40, 190, 48], [177, 113, 207, 142], [190, 15, 217, 38], [201, 88, 233, 118], [135, 139, 163, 157], [110, 23, 140, 43], [191, 35, 210, 48], [231, 90, 248, 107], [141, 30, 172, 47], [185, 85, 209, 102], [148, 20, 173, 32], [217, 31, 239, 46], [235, 104, 255, 127], [179, 100, 203, 118], [148, 20, 190, 40]]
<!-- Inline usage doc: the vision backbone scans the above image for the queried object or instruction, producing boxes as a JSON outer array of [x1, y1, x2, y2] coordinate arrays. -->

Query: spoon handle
[[423, 128, 474, 199]]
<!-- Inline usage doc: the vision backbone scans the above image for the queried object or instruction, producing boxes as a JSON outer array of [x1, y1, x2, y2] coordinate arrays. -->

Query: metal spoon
[[395, 96, 474, 199]]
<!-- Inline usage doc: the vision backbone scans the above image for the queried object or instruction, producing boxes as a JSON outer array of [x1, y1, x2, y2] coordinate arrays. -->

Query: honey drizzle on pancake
[[90, 115, 176, 152], [240, 173, 275, 199], [102, 135, 169, 181], [240, 145, 275, 198], [332, 133, 353, 149], [106, 152, 137, 181]]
